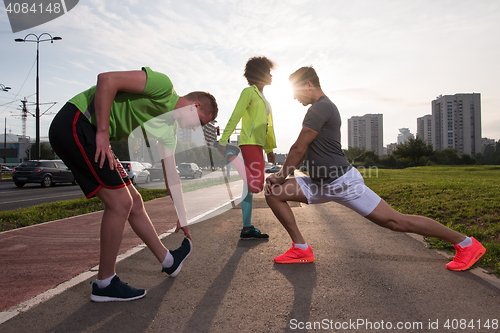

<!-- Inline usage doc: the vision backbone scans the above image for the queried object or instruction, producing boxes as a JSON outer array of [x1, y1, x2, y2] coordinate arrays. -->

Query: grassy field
[[362, 165, 500, 276]]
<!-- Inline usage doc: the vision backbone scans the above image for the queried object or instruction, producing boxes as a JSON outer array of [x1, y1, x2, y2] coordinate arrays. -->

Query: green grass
[[0, 175, 243, 232], [362, 165, 500, 276], [0, 171, 12, 180], [0, 188, 169, 232]]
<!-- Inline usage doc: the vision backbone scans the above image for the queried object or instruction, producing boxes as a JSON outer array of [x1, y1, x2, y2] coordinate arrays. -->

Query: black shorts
[[49, 103, 131, 198]]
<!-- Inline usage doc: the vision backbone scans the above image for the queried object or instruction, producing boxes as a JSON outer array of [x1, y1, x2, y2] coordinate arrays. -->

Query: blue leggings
[[242, 189, 253, 228]]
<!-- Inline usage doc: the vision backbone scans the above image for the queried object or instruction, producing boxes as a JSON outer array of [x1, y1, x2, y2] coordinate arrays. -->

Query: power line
[[0, 56, 37, 116]]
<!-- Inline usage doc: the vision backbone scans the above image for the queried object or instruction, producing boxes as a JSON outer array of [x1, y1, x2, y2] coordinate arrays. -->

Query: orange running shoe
[[274, 243, 315, 263], [446, 237, 486, 271]]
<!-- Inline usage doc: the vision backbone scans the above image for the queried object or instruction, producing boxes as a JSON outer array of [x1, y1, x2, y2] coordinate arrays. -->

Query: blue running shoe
[[162, 238, 192, 277], [90, 275, 146, 302], [240, 225, 269, 239], [213, 141, 240, 158], [223, 143, 240, 158]]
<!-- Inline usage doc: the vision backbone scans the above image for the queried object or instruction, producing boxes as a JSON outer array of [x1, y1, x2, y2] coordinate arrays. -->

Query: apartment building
[[432, 93, 481, 155], [348, 114, 383, 156], [417, 114, 433, 146]]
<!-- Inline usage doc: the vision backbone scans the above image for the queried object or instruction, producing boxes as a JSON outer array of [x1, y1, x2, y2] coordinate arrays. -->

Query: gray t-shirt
[[302, 95, 351, 184]]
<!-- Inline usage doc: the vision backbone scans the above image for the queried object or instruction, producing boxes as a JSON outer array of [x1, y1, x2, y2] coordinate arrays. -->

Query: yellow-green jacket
[[219, 85, 277, 154]]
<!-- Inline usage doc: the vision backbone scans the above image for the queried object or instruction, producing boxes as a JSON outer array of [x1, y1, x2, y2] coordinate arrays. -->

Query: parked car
[[146, 163, 165, 181], [265, 165, 282, 173], [12, 160, 76, 188], [141, 162, 152, 169], [1, 165, 12, 172], [121, 161, 150, 185], [178, 162, 203, 179]]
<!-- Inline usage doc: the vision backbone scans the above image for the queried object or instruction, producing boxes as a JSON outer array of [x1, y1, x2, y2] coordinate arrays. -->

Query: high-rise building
[[432, 93, 481, 155], [417, 115, 433, 146], [397, 128, 414, 145], [202, 121, 218, 147], [177, 121, 218, 147], [482, 137, 496, 153], [386, 142, 398, 155], [348, 114, 383, 156]]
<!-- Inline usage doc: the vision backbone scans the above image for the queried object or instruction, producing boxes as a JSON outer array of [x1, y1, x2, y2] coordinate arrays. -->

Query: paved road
[[0, 170, 238, 211], [1, 185, 499, 332], [0, 181, 84, 211]]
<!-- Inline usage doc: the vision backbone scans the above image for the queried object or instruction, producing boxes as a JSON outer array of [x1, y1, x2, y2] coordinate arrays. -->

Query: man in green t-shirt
[[49, 67, 218, 302]]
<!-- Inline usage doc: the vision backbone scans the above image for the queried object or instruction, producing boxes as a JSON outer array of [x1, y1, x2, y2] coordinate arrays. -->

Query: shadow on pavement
[[47, 278, 175, 333], [182, 239, 268, 333], [273, 263, 317, 332]]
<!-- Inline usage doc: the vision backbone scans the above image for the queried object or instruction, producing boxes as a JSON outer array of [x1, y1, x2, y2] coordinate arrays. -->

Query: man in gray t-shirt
[[302, 95, 351, 184], [265, 66, 485, 271]]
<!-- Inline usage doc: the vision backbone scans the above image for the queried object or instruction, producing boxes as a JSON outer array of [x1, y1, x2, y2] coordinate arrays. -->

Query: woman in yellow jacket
[[217, 56, 277, 239]]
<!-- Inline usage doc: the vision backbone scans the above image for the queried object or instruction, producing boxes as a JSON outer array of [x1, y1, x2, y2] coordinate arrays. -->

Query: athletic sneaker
[[224, 143, 240, 158], [162, 238, 192, 277], [90, 275, 146, 302], [274, 243, 315, 263], [446, 237, 486, 271], [212, 141, 240, 158], [240, 225, 269, 239]]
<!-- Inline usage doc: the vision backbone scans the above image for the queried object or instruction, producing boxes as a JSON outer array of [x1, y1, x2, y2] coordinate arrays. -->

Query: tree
[[430, 148, 460, 165], [25, 142, 55, 160], [354, 150, 380, 166], [392, 137, 434, 166], [343, 146, 366, 163], [483, 144, 495, 157], [460, 154, 476, 165]]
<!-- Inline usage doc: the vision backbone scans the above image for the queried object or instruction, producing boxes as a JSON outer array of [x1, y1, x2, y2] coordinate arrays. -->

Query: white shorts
[[295, 167, 381, 216]]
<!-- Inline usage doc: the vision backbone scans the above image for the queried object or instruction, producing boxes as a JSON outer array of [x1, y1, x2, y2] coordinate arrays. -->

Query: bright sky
[[1, 0, 499, 154]]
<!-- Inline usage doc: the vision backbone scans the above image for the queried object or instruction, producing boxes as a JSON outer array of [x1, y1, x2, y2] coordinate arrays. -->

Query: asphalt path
[[1, 190, 499, 333]]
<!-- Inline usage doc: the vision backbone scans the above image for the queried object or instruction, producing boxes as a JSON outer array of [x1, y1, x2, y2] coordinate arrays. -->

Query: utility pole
[[1, 85, 10, 163], [20, 98, 28, 138], [3, 118, 6, 163]]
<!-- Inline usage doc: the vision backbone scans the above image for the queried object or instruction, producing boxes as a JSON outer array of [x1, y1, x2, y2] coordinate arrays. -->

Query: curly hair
[[244, 56, 276, 86]]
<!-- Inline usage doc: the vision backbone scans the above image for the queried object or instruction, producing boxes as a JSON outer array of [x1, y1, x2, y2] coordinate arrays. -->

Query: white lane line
[[0, 196, 241, 325]]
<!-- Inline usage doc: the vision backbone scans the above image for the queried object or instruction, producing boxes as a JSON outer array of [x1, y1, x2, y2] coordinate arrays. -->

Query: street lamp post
[[15, 33, 61, 160], [1, 85, 10, 163]]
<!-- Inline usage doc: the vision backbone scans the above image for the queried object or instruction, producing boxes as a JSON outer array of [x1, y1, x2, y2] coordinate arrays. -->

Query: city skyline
[[1, 1, 500, 154]]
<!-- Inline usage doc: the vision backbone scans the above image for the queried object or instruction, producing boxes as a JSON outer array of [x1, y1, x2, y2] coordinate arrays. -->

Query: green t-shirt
[[68, 67, 179, 150]]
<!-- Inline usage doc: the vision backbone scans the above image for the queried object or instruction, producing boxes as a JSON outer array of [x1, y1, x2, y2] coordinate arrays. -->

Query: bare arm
[[94, 70, 147, 169], [267, 151, 276, 164], [158, 142, 191, 240], [266, 126, 319, 187]]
